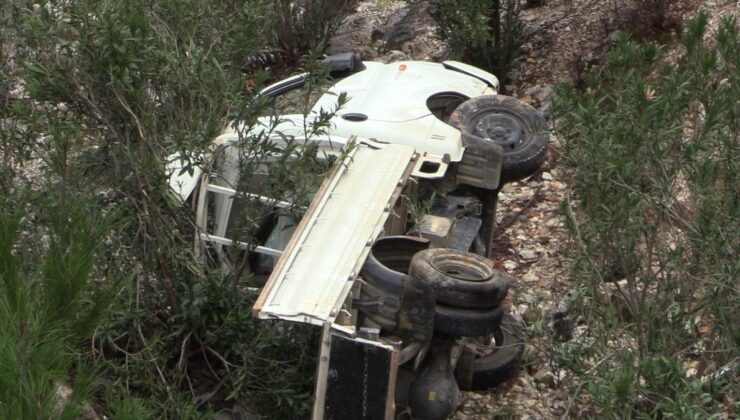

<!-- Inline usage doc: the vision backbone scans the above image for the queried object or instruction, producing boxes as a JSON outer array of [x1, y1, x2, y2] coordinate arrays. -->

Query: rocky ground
[[328, 1, 738, 418]]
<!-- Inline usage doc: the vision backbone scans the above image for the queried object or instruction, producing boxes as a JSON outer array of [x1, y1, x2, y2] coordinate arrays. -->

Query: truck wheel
[[448, 95, 548, 183], [434, 303, 504, 337], [408, 248, 510, 308], [454, 314, 525, 390]]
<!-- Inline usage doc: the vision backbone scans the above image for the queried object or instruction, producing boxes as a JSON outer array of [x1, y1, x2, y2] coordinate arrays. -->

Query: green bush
[[554, 12, 738, 417], [0, 186, 112, 418], [2, 0, 349, 417], [268, 0, 357, 64], [431, 0, 524, 78]]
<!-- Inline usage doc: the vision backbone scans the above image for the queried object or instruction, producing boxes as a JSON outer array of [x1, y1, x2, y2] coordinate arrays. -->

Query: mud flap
[[395, 274, 436, 345], [455, 132, 504, 191]]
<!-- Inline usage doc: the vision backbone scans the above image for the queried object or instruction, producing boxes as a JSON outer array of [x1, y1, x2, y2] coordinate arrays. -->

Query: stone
[[607, 30, 622, 45], [520, 249, 539, 261], [524, 85, 542, 97], [429, 45, 449, 61], [546, 218, 562, 227], [523, 343, 538, 361], [522, 271, 539, 283], [606, 279, 634, 320], [55, 383, 100, 420], [381, 1, 430, 52], [685, 360, 700, 378], [515, 304, 531, 323], [384, 49, 409, 62], [534, 369, 558, 389], [327, 14, 375, 56], [503, 260, 518, 271], [517, 375, 531, 388]]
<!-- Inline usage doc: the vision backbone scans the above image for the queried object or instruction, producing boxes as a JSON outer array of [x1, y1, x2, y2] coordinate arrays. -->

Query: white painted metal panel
[[256, 143, 415, 325], [166, 153, 203, 202]]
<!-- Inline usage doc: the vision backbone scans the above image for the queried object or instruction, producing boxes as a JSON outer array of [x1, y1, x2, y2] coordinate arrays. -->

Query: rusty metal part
[[394, 274, 435, 345]]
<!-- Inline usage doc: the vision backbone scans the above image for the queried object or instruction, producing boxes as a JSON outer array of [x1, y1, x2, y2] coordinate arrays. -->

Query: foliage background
[[551, 12, 738, 418], [0, 0, 352, 418]]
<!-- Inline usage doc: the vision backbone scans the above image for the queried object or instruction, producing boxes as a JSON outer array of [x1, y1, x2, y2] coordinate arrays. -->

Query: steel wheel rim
[[470, 111, 529, 151]]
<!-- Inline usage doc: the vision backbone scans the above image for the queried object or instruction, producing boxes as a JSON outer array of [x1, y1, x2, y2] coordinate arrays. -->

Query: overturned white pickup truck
[[169, 54, 548, 419]]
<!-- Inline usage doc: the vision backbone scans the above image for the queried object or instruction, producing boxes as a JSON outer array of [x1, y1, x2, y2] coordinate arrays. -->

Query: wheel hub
[[472, 112, 527, 150], [430, 252, 492, 282]]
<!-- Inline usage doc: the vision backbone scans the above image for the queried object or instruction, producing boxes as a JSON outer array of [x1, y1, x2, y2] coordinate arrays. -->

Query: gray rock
[[520, 249, 539, 261], [384, 50, 409, 62], [524, 84, 542, 97], [534, 369, 558, 389], [606, 280, 634, 320], [545, 218, 562, 227], [540, 101, 553, 118], [327, 14, 375, 56], [375, 3, 412, 42], [429, 44, 449, 62], [503, 260, 518, 271], [524, 84, 555, 117], [381, 1, 431, 52], [607, 30, 622, 45], [522, 271, 539, 283]]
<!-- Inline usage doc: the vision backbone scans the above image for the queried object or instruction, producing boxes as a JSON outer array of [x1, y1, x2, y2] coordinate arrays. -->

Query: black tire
[[434, 303, 504, 337], [362, 236, 430, 290], [448, 95, 548, 183], [454, 314, 525, 390], [359, 236, 429, 328], [408, 248, 510, 308]]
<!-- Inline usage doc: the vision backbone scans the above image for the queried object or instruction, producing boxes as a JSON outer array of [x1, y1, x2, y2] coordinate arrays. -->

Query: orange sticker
[[399, 64, 407, 72]]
